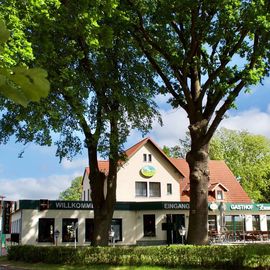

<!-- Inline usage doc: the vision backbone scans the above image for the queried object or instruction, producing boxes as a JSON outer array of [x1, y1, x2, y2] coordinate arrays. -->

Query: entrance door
[[172, 214, 185, 244]]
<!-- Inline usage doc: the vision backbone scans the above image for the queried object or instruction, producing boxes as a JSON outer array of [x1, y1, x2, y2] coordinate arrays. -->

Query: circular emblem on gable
[[141, 165, 156, 177]]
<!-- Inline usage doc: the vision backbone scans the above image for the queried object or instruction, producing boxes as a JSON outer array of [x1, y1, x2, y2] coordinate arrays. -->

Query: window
[[224, 215, 244, 233], [87, 189, 90, 201], [143, 215, 155, 236], [167, 183, 172, 195], [267, 216, 270, 231], [208, 215, 217, 231], [38, 218, 54, 242], [216, 190, 223, 200], [143, 153, 152, 162], [85, 218, 122, 242], [136, 182, 147, 197], [149, 182, 161, 197], [111, 219, 122, 242], [252, 215, 260, 231], [85, 219, 94, 242], [143, 154, 147, 162], [62, 218, 78, 242], [83, 190, 86, 201]]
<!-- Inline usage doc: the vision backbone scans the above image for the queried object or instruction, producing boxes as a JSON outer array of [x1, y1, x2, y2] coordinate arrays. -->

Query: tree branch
[[204, 80, 246, 143]]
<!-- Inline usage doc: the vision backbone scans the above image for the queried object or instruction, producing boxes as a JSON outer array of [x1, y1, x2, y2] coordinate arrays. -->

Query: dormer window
[[216, 190, 224, 200]]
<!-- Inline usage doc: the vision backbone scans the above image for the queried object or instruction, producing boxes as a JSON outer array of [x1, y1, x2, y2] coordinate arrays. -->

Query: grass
[[0, 256, 211, 270]]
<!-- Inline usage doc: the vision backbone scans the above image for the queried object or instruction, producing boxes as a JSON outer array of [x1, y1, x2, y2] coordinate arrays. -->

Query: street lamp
[[54, 230, 60, 246]]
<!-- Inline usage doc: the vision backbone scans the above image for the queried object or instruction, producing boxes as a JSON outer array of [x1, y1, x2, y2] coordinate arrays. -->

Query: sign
[[2, 201, 11, 234], [209, 203, 218, 210], [163, 202, 190, 210], [54, 201, 93, 209], [39, 199, 49, 211], [140, 165, 156, 177], [230, 204, 253, 210], [257, 204, 270, 211]]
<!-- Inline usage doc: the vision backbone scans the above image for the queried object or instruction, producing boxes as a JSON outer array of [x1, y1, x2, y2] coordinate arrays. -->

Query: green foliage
[[59, 176, 83, 201], [209, 128, 270, 202], [7, 244, 270, 269], [0, 19, 49, 107], [0, 0, 159, 160]]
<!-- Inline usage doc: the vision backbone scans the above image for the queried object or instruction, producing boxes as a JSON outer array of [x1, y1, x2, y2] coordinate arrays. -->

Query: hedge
[[7, 244, 270, 269]]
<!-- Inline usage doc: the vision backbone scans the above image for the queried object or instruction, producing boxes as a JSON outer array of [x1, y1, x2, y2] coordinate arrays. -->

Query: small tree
[[59, 176, 82, 201], [126, 0, 270, 244]]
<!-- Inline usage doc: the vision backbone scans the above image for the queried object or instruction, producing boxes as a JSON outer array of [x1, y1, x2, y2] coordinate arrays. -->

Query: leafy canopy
[[210, 128, 270, 202], [59, 176, 82, 201], [0, 19, 49, 107]]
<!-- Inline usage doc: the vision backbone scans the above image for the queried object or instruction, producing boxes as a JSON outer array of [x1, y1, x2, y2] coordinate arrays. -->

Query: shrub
[[7, 244, 270, 269]]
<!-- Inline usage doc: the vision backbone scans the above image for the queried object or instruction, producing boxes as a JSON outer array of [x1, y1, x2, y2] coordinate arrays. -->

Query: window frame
[[143, 214, 156, 237], [216, 190, 224, 200], [135, 181, 147, 197], [62, 218, 78, 242], [38, 218, 54, 243], [167, 183, 172, 195], [149, 182, 161, 197]]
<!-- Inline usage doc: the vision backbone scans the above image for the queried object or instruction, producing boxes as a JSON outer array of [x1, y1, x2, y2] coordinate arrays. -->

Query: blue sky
[[0, 78, 270, 201]]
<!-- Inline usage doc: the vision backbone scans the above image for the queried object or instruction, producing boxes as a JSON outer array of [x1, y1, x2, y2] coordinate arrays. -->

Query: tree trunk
[[92, 202, 114, 246], [89, 168, 117, 246], [186, 140, 210, 245]]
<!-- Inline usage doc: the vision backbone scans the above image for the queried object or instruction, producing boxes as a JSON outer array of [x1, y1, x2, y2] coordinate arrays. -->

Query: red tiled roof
[[170, 158, 251, 203]]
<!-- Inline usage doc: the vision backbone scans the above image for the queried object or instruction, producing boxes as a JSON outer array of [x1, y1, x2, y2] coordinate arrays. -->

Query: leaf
[[0, 20, 10, 43], [0, 74, 28, 106], [9, 67, 50, 102]]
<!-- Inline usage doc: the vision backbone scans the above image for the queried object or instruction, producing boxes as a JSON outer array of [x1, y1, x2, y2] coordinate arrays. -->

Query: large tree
[[209, 128, 270, 202], [125, 0, 270, 244], [0, 0, 159, 246]]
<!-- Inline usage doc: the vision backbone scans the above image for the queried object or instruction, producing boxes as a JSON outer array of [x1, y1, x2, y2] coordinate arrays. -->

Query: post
[[72, 222, 78, 249], [0, 195, 5, 257], [54, 230, 60, 246]]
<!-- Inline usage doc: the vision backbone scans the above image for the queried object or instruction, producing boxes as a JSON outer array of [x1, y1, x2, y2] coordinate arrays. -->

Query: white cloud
[[126, 108, 189, 148], [221, 107, 270, 138], [127, 104, 270, 149], [0, 172, 82, 201], [62, 158, 88, 170]]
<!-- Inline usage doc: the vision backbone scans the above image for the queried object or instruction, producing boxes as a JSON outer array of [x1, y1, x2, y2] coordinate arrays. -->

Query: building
[[6, 138, 270, 246]]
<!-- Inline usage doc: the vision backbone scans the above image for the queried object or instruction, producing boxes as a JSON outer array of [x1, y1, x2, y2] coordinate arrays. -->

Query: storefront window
[[111, 219, 122, 242], [38, 218, 54, 242], [136, 182, 147, 197], [267, 216, 270, 231], [252, 215, 260, 231], [62, 218, 78, 242], [85, 218, 122, 242], [149, 182, 161, 197], [208, 215, 217, 231], [143, 214, 155, 236], [224, 215, 244, 233], [85, 219, 94, 242]]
